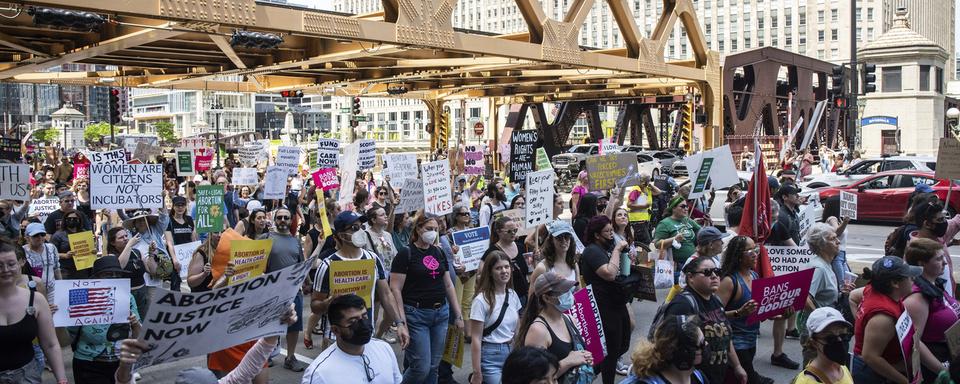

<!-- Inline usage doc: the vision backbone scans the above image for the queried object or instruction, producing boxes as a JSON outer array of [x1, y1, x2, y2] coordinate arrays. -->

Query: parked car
[[640, 150, 683, 176], [551, 144, 598, 180], [621, 146, 663, 178], [799, 155, 936, 188], [816, 170, 959, 222]]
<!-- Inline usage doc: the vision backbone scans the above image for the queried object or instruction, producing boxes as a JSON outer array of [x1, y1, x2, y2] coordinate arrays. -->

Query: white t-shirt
[[301, 339, 402, 384], [23, 243, 59, 297], [470, 289, 521, 344], [478, 201, 508, 227]]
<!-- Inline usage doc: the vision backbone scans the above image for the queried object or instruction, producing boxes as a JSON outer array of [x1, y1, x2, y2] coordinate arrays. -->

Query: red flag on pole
[[739, 140, 774, 277]]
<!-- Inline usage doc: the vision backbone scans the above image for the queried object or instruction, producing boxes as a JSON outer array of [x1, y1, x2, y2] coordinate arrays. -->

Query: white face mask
[[421, 230, 438, 245], [349, 231, 368, 248]]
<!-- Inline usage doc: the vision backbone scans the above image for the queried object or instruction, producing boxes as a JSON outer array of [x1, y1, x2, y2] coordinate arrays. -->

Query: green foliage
[[154, 121, 176, 143], [84, 122, 112, 143], [33, 128, 59, 143]]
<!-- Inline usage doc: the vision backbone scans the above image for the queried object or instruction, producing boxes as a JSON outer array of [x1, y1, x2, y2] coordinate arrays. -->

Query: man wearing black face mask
[[303, 294, 403, 383], [907, 200, 959, 297]]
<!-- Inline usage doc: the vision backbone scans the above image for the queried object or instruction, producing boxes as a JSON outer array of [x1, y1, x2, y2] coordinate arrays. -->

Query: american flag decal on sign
[[68, 287, 115, 318]]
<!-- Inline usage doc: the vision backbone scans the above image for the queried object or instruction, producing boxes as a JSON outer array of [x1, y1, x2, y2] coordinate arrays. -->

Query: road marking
[[845, 245, 883, 253], [278, 347, 315, 364]]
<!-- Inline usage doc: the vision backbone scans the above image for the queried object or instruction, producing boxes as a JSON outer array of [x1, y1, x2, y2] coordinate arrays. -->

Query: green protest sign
[[176, 148, 195, 177], [195, 185, 224, 234], [691, 158, 714, 196], [535, 147, 552, 171]]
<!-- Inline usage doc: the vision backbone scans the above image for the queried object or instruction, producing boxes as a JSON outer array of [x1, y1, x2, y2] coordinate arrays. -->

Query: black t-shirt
[[579, 243, 622, 308], [769, 203, 800, 245], [120, 250, 146, 287], [166, 216, 195, 245], [392, 244, 448, 306], [664, 288, 733, 384], [50, 231, 73, 270], [481, 241, 530, 298], [44, 209, 92, 234]]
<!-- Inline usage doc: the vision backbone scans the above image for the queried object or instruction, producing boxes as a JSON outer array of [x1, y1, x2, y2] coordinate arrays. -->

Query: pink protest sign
[[896, 312, 922, 384], [73, 163, 89, 180], [194, 147, 213, 172], [747, 268, 814, 324], [312, 168, 339, 191], [564, 285, 607, 365]]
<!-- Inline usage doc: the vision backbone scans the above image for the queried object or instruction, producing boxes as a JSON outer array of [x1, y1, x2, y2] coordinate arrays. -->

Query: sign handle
[[946, 179, 955, 217]]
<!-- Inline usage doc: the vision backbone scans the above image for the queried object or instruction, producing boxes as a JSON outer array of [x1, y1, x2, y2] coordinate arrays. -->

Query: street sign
[[354, 115, 367, 122], [473, 122, 484, 136], [340, 108, 351, 113]]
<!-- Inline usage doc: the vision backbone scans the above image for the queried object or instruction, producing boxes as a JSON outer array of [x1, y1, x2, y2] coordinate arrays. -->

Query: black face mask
[[934, 221, 948, 237], [821, 336, 850, 365], [340, 317, 373, 345]]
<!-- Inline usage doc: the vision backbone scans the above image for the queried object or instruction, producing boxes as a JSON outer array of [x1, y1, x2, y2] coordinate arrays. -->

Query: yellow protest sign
[[318, 195, 332, 238], [441, 326, 465, 367], [228, 239, 272, 286], [68, 231, 96, 270], [329, 259, 376, 307]]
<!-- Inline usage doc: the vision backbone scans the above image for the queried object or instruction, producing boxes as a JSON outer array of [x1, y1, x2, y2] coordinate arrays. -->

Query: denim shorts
[[480, 342, 511, 384], [0, 359, 41, 384]]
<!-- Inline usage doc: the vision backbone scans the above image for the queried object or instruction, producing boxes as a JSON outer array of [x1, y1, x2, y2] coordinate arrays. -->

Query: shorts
[[0, 359, 40, 384], [287, 294, 304, 332]]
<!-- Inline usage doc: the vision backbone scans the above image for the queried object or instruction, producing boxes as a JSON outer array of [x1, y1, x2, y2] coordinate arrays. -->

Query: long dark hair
[[514, 289, 553, 350], [541, 232, 576, 270], [611, 208, 634, 245], [720, 236, 753, 278], [243, 210, 266, 238], [584, 215, 611, 246], [476, 251, 511, 313], [575, 194, 599, 219], [489, 216, 513, 248], [107, 227, 127, 256]]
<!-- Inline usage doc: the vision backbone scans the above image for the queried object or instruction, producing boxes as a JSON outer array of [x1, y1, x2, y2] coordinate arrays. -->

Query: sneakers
[[382, 326, 398, 344], [771, 353, 800, 370], [284, 357, 307, 372], [616, 358, 630, 376], [785, 329, 801, 339]]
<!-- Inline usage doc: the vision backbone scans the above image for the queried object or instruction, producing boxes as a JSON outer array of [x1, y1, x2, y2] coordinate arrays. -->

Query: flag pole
[[753, 140, 759, 240]]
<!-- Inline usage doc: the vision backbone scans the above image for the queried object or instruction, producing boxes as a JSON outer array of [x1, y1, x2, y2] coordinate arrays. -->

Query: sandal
[[303, 336, 314, 350]]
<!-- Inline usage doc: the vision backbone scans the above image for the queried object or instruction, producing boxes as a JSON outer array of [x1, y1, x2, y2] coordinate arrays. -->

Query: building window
[[882, 66, 902, 92], [867, 7, 874, 21], [817, 10, 824, 23], [868, 28, 874, 40], [818, 30, 824, 42], [798, 10, 806, 26], [831, 8, 838, 22], [936, 67, 944, 93], [771, 15, 777, 28], [830, 48, 838, 59], [817, 49, 824, 59], [785, 35, 792, 46], [784, 12, 791, 27], [831, 29, 838, 41], [731, 38, 737, 50], [757, 11, 764, 28], [718, 40, 724, 51], [744, 35, 751, 48], [920, 65, 930, 91]]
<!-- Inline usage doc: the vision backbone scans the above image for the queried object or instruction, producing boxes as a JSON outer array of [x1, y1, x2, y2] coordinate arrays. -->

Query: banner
[[53, 279, 131, 327], [584, 153, 639, 191], [134, 260, 312, 369], [231, 168, 258, 186], [840, 191, 858, 220], [262, 166, 287, 200], [89, 149, 127, 165], [358, 139, 376, 170], [275, 146, 300, 175], [896, 312, 922, 384], [396, 179, 424, 213], [175, 148, 196, 177], [510, 130, 538, 182], [193, 147, 214, 172], [464, 145, 485, 175], [421, 160, 453, 216], [524, 169, 554, 229], [384, 153, 419, 182], [328, 258, 377, 307], [535, 147, 551, 171], [747, 268, 814, 324], [180, 137, 205, 149], [28, 198, 59, 222], [316, 139, 340, 168], [563, 285, 607, 365], [451, 227, 490, 272], [441, 326, 465, 367], [68, 231, 97, 271], [90, 163, 163, 209], [0, 164, 29, 201], [229, 239, 273, 286], [311, 168, 339, 191], [174, 241, 202, 279], [194, 185, 224, 234], [765, 246, 815, 276]]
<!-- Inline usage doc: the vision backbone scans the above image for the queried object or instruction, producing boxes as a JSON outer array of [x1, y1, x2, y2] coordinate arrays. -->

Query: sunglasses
[[502, 228, 518, 235], [677, 204, 688, 209], [275, 215, 290, 220], [456, 212, 470, 216], [555, 234, 572, 241], [692, 268, 722, 277]]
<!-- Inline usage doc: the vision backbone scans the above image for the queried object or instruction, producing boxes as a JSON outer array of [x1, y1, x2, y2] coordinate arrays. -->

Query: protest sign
[[464, 145, 485, 175], [317, 196, 332, 237], [340, 144, 359, 205], [231, 168, 259, 186], [311, 168, 339, 191], [0, 164, 29, 201], [0, 137, 19, 162], [254, 140, 270, 163], [936, 138, 960, 180], [946, 321, 960, 360], [317, 139, 340, 168], [510, 130, 538, 182], [683, 145, 739, 199], [194, 185, 224, 234], [563, 286, 607, 365], [747, 268, 814, 324], [451, 227, 490, 272], [193, 147, 214, 172], [134, 260, 312, 369], [174, 241, 202, 279], [442, 326, 465, 367], [73, 163, 89, 180], [68, 231, 96, 270], [180, 137, 205, 149], [422, 159, 453, 216], [358, 139, 377, 170], [896, 312, 922, 384], [328, 258, 377, 307], [524, 169, 554, 229], [89, 149, 127, 165], [396, 179, 424, 213], [599, 138, 620, 155], [262, 166, 288, 200], [229, 239, 272, 286], [498, 209, 533, 236], [840, 191, 858, 220], [53, 279, 130, 327], [133, 142, 162, 163], [239, 146, 259, 167], [797, 203, 817, 246], [175, 148, 196, 177], [584, 152, 640, 191], [535, 147, 552, 171], [275, 146, 300, 175], [766, 246, 815, 276], [384, 153, 419, 182], [28, 198, 59, 222], [90, 163, 163, 209]]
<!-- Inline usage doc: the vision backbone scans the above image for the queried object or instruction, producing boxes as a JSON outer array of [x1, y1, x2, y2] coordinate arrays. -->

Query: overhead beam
[[0, 30, 50, 58], [208, 34, 248, 69]]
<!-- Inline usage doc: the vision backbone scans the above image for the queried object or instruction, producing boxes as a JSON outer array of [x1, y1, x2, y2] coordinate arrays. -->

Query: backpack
[[884, 224, 917, 257], [624, 370, 706, 384], [646, 291, 698, 340]]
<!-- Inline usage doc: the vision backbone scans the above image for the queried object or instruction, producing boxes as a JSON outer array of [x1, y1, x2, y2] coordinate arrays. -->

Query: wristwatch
[[393, 320, 406, 327]]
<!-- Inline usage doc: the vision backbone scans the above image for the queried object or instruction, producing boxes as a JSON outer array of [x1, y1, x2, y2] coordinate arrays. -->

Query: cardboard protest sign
[[175, 148, 196, 177], [133, 142, 161, 163], [464, 145, 485, 175], [28, 198, 59, 222], [766, 246, 816, 276], [524, 169, 554, 229], [584, 152, 640, 191], [0, 137, 20, 162], [134, 260, 312, 369], [442, 326, 465, 367], [275, 146, 300, 175], [510, 130, 538, 182], [193, 147, 214, 172], [451, 227, 490, 272], [358, 139, 376, 170], [89, 149, 127, 165], [896, 312, 922, 384], [53, 279, 130, 327], [262, 166, 288, 200], [535, 147, 552, 171], [311, 168, 339, 191], [68, 231, 96, 271], [328, 258, 377, 307], [90, 163, 163, 209], [339, 143, 359, 206], [174, 241, 202, 279], [563, 286, 607, 365], [840, 191, 858, 220], [239, 146, 259, 167], [0, 164, 29, 200], [229, 239, 272, 285], [936, 138, 960, 180], [396, 179, 424, 213], [194, 185, 224, 234], [422, 160, 453, 216], [683, 145, 739, 199], [946, 321, 960, 360], [384, 153, 419, 182], [316, 139, 340, 168], [498, 209, 533, 236], [231, 168, 259, 186], [747, 268, 814, 324]]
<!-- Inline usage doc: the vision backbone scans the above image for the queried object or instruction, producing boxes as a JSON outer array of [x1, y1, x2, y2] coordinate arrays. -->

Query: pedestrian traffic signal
[[109, 88, 121, 125], [862, 63, 877, 94], [830, 66, 845, 95], [834, 96, 847, 109]]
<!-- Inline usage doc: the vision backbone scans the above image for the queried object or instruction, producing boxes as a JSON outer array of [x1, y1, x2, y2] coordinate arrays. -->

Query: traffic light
[[352, 97, 361, 115], [109, 88, 121, 125], [279, 90, 303, 98], [830, 65, 845, 95], [680, 101, 693, 153], [862, 63, 877, 94], [834, 96, 847, 109]]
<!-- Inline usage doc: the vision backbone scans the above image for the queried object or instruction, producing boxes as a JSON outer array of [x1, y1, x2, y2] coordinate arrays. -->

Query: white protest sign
[[89, 149, 127, 165], [262, 166, 288, 200], [275, 146, 300, 175], [766, 246, 816, 276], [316, 139, 340, 168], [29, 198, 59, 222], [452, 227, 491, 272], [840, 191, 857, 220], [797, 203, 818, 246], [339, 143, 359, 206], [384, 153, 419, 182], [683, 145, 739, 200], [396, 179, 424, 213], [358, 139, 376, 170], [173, 241, 202, 279], [0, 164, 29, 200], [175, 148, 196, 177], [90, 163, 163, 209], [599, 138, 620, 155], [231, 168, 259, 186], [421, 159, 453, 216], [464, 145, 485, 175], [53, 279, 131, 327], [524, 169, 554, 229], [133, 260, 312, 369], [239, 146, 259, 167], [256, 140, 270, 163]]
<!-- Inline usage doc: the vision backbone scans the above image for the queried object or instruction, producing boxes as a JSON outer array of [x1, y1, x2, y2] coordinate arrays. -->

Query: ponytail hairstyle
[[720, 236, 753, 278]]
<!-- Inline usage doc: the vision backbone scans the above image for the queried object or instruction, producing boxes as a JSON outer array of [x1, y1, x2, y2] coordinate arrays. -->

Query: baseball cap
[[767, 176, 780, 191], [914, 183, 934, 194], [533, 271, 577, 296], [57, 190, 75, 200], [546, 220, 575, 238], [174, 367, 219, 384], [92, 256, 126, 276], [777, 184, 802, 197], [246, 200, 263, 213], [333, 211, 368, 233], [25, 223, 46, 237], [696, 226, 730, 246], [172, 196, 187, 206], [806, 307, 852, 334], [870, 256, 922, 283]]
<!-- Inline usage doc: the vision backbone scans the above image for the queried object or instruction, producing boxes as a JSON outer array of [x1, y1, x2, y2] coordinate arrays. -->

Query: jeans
[[480, 342, 510, 384], [0, 359, 40, 384], [851, 354, 894, 384], [403, 303, 450, 384], [73, 358, 119, 384]]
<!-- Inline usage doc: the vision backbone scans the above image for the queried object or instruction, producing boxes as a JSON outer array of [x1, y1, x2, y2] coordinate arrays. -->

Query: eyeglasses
[[692, 268, 722, 277], [377, 191, 386, 196], [555, 234, 572, 241], [275, 216, 290, 220], [456, 212, 470, 216], [816, 333, 853, 343], [502, 228, 518, 235], [346, 224, 362, 232], [0, 262, 20, 271], [361, 354, 376, 382]]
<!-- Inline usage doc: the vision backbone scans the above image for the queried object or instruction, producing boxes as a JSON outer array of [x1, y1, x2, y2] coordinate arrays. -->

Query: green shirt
[[653, 217, 701, 263], [68, 298, 139, 362]]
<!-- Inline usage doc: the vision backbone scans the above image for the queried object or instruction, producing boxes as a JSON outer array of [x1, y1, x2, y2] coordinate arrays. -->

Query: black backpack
[[884, 224, 917, 257], [646, 291, 698, 340]]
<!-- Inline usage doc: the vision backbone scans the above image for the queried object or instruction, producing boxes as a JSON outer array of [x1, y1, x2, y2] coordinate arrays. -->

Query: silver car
[[799, 155, 936, 188]]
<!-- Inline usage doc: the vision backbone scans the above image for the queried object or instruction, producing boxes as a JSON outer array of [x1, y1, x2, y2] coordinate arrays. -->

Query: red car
[[817, 170, 960, 222]]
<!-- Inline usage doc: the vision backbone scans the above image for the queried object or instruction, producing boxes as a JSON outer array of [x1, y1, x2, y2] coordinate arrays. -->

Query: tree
[[33, 128, 59, 144], [154, 121, 176, 143], [84, 122, 112, 144]]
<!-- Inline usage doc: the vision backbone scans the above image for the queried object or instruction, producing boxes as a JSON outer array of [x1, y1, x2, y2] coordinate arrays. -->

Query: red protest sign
[[747, 268, 814, 324]]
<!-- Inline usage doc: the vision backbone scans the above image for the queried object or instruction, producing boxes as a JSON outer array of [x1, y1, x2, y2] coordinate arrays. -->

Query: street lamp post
[[211, 103, 223, 167], [948, 107, 960, 139]]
